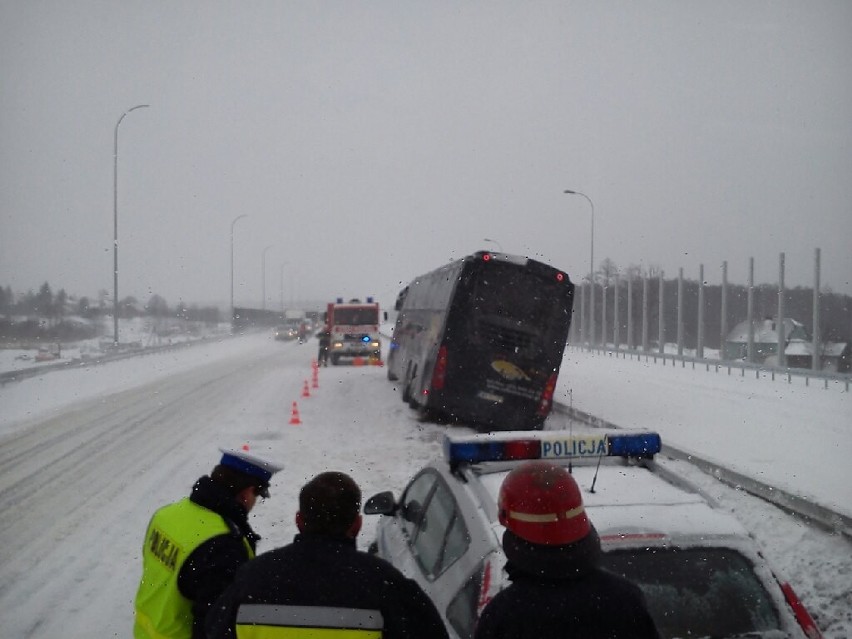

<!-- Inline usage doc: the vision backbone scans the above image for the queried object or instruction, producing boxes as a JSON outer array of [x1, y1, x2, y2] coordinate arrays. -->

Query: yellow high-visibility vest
[[235, 604, 383, 639], [134, 498, 253, 639]]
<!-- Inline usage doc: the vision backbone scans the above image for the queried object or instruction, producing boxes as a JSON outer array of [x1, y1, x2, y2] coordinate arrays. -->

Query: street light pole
[[230, 214, 248, 328], [280, 262, 289, 313], [564, 189, 595, 346], [261, 245, 273, 310], [113, 104, 149, 347]]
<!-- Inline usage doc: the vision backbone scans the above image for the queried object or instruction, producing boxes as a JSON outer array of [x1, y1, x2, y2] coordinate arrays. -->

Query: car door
[[375, 469, 439, 581]]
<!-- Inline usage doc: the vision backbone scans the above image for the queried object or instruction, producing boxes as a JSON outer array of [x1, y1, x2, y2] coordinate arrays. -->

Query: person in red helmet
[[474, 460, 660, 639]]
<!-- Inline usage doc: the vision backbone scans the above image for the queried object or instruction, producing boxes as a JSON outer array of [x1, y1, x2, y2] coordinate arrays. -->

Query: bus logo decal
[[491, 360, 531, 381]]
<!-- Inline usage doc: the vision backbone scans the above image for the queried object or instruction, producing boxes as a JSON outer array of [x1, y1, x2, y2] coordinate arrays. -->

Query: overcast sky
[[2, 1, 851, 311]]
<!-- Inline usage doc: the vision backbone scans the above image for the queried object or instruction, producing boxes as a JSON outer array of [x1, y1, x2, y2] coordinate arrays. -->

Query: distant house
[[723, 317, 808, 363], [785, 339, 851, 373]]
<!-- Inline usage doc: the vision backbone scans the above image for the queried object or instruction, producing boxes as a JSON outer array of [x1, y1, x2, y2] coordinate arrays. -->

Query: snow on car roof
[[475, 461, 749, 541]]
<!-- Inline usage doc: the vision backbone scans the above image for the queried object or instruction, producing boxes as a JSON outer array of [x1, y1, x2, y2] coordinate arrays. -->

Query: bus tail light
[[536, 373, 557, 416], [431, 345, 448, 390]]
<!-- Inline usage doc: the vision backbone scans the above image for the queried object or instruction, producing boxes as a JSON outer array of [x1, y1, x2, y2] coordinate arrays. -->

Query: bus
[[387, 251, 575, 431]]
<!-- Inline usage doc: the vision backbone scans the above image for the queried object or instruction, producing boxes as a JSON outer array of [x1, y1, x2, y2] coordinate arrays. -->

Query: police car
[[364, 430, 822, 639]]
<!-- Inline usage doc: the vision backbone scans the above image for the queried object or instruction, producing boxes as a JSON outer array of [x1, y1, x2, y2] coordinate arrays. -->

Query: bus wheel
[[401, 365, 415, 404], [407, 391, 420, 410]]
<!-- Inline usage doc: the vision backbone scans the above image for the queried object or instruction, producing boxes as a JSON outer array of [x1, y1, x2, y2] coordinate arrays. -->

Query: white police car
[[364, 430, 822, 639]]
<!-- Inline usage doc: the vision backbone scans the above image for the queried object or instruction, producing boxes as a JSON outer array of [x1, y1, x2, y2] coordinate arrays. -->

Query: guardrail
[[551, 401, 852, 540], [567, 344, 851, 391], [0, 335, 231, 387]]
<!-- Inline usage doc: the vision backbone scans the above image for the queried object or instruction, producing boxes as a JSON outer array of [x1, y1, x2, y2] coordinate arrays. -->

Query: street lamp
[[564, 189, 595, 346], [230, 214, 248, 327], [113, 104, 149, 347], [261, 245, 273, 310], [483, 237, 503, 252], [280, 262, 289, 313]]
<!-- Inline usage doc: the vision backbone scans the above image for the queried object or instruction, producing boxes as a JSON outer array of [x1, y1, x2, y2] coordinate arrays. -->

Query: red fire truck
[[324, 298, 383, 365]]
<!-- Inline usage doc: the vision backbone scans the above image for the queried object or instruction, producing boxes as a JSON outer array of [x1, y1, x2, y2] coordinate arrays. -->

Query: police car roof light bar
[[443, 432, 662, 467]]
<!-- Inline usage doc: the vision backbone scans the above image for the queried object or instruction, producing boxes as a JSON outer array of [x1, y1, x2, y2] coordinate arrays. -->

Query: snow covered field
[[0, 330, 849, 637]]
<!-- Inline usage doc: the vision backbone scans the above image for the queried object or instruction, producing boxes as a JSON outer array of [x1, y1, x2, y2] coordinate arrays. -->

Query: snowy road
[[0, 334, 449, 637], [0, 333, 849, 637]]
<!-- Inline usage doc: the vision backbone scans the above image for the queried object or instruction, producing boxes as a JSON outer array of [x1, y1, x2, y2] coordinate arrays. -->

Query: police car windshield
[[600, 547, 783, 639]]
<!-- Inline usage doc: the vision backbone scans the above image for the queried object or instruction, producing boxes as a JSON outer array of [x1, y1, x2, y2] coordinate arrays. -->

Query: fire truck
[[324, 298, 383, 365]]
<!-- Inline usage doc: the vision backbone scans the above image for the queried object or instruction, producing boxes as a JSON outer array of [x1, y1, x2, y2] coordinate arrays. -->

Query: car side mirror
[[364, 491, 397, 515]]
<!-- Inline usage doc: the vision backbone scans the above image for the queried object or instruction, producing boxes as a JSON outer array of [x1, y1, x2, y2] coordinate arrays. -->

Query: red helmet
[[498, 460, 591, 546]]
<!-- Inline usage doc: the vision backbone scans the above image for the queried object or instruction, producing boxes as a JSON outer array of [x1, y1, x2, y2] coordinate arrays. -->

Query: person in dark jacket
[[205, 471, 449, 639], [317, 326, 331, 366], [474, 460, 660, 639], [133, 448, 282, 639]]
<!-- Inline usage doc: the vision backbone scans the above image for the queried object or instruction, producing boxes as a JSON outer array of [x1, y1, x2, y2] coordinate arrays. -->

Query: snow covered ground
[[0, 328, 849, 637], [0, 316, 230, 373], [558, 346, 852, 520]]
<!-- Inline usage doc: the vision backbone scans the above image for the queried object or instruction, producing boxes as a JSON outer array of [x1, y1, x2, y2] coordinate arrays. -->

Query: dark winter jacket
[[180, 476, 260, 639], [474, 529, 660, 639], [205, 533, 450, 639]]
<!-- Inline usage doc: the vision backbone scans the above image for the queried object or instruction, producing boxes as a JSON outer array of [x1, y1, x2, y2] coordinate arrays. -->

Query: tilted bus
[[387, 251, 575, 431]]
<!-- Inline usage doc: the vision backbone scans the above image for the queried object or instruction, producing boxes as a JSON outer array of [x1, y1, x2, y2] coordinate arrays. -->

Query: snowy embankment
[[556, 346, 852, 521]]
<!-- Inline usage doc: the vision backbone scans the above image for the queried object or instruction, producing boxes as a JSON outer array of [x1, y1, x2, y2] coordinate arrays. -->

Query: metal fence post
[[720, 261, 728, 359], [627, 274, 634, 350], [677, 268, 684, 357], [658, 271, 665, 355], [813, 248, 821, 371], [747, 258, 755, 364], [614, 273, 620, 350], [642, 274, 649, 352], [778, 252, 786, 368], [697, 264, 705, 359]]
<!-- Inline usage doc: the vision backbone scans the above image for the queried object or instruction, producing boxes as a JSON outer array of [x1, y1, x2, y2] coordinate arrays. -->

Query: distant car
[[274, 325, 297, 341], [364, 430, 822, 639]]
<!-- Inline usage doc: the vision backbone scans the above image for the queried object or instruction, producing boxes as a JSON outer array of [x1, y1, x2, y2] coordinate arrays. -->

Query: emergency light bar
[[443, 431, 661, 466]]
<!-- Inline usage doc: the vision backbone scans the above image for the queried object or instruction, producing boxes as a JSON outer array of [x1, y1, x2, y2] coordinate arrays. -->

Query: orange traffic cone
[[301, 380, 311, 398], [289, 401, 302, 425], [311, 368, 319, 389]]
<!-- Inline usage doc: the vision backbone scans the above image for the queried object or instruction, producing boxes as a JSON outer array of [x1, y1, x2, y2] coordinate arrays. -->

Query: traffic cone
[[289, 401, 302, 425], [311, 367, 319, 389], [301, 380, 311, 398], [353, 356, 364, 366]]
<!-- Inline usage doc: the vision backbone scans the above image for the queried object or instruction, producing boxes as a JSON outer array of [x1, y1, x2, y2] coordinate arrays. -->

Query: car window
[[399, 470, 437, 541], [601, 547, 782, 639], [446, 564, 483, 639], [411, 478, 470, 579]]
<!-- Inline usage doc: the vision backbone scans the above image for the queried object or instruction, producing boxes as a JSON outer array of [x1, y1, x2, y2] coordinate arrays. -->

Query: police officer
[[133, 448, 282, 639], [205, 471, 449, 639], [474, 460, 661, 639], [317, 326, 331, 366]]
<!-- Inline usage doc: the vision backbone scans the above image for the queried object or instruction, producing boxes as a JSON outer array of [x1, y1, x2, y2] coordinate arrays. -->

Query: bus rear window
[[465, 262, 569, 326]]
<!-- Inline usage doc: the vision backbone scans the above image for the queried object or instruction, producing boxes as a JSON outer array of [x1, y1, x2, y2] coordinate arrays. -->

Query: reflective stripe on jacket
[[134, 497, 254, 639], [235, 604, 383, 639]]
